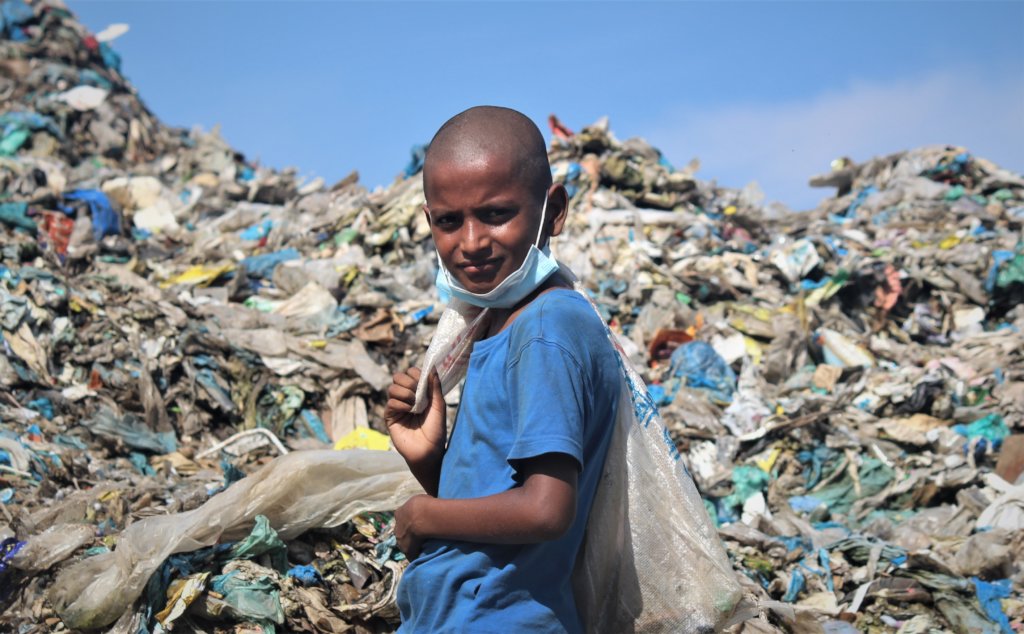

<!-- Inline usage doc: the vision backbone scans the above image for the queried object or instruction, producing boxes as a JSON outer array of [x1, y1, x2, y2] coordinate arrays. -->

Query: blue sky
[[72, 1, 1023, 211]]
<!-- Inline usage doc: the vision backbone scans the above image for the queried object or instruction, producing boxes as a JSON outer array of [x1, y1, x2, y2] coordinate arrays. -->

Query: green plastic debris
[[210, 566, 284, 629], [810, 457, 894, 515], [996, 253, 1024, 289], [335, 227, 359, 244], [228, 515, 288, 572], [0, 202, 37, 234], [256, 385, 305, 436], [0, 128, 31, 156], [724, 465, 770, 510], [944, 184, 966, 201], [955, 414, 1009, 445], [743, 555, 774, 576], [242, 296, 278, 312]]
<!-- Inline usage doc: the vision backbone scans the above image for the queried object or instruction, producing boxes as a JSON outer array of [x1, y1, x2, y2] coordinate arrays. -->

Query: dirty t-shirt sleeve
[[505, 323, 589, 475]]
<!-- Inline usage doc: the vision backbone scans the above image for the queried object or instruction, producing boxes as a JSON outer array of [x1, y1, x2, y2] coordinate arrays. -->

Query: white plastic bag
[[412, 297, 489, 413], [414, 283, 742, 632], [49, 449, 423, 630]]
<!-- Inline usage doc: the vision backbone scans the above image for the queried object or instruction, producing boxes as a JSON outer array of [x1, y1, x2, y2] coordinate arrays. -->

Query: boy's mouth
[[459, 258, 501, 275]]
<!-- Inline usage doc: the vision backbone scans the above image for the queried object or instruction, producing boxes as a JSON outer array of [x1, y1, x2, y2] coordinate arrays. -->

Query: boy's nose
[[460, 219, 491, 255]]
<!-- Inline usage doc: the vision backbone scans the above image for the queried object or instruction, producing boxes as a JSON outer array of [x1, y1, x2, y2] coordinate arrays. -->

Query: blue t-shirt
[[397, 289, 620, 633]]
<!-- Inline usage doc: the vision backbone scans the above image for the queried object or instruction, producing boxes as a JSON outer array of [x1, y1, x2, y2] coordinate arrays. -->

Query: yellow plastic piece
[[743, 336, 763, 365], [352, 515, 379, 539], [156, 572, 210, 625], [755, 447, 782, 473], [160, 264, 234, 288], [334, 428, 391, 451], [341, 265, 360, 286]]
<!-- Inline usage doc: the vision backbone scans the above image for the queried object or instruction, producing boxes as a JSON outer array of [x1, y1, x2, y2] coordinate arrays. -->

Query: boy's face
[[423, 152, 553, 294]]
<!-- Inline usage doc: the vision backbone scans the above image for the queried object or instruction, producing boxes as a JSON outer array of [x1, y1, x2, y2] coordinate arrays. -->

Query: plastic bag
[[413, 283, 742, 632], [411, 297, 489, 414], [49, 449, 423, 630], [10, 523, 94, 574]]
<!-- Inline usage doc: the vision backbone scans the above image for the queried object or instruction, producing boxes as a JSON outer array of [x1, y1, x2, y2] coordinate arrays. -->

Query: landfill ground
[[1, 2, 1023, 633]]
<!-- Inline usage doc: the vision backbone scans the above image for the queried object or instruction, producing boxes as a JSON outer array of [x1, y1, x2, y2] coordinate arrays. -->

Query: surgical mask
[[434, 194, 560, 309]]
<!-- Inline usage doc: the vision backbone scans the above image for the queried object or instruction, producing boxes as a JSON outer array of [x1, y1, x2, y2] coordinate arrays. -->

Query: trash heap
[[2, 3, 1023, 632]]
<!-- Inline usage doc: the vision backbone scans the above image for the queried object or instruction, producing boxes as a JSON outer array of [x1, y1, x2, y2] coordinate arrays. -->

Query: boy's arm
[[395, 452, 578, 558]]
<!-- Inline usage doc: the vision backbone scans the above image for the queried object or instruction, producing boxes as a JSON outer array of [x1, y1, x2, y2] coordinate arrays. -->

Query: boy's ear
[[422, 204, 432, 227], [547, 183, 570, 239]]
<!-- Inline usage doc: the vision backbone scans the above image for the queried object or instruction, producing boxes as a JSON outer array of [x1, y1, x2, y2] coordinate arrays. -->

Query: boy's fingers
[[391, 372, 417, 390], [385, 398, 412, 416], [407, 366, 422, 381], [387, 384, 416, 403], [387, 382, 414, 398], [428, 370, 444, 404]]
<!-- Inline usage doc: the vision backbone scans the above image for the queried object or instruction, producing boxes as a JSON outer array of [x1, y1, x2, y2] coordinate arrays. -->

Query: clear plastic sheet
[[414, 284, 742, 632], [49, 449, 423, 630], [10, 523, 94, 574]]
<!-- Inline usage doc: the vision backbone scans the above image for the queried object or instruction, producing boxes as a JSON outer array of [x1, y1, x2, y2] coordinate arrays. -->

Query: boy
[[384, 106, 620, 633]]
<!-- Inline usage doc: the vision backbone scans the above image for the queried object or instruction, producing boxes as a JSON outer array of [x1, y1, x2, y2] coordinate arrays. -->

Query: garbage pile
[[2, 2, 1022, 632]]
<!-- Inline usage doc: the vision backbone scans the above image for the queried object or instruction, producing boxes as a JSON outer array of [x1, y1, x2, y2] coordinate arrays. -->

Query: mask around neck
[[434, 193, 560, 309]]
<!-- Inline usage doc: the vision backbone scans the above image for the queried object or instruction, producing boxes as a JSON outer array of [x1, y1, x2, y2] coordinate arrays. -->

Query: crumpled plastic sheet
[[669, 341, 737, 405], [10, 523, 94, 574], [48, 449, 422, 629]]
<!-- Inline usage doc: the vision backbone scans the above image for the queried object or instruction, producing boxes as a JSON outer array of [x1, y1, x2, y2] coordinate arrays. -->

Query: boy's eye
[[481, 208, 514, 223], [433, 214, 461, 229]]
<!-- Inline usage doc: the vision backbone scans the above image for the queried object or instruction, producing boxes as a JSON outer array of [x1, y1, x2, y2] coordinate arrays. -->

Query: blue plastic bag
[[64, 189, 121, 241], [240, 248, 300, 279], [669, 341, 737, 405]]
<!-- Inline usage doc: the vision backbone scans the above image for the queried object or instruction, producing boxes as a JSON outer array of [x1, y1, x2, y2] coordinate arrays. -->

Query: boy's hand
[[385, 367, 447, 484], [395, 494, 428, 559]]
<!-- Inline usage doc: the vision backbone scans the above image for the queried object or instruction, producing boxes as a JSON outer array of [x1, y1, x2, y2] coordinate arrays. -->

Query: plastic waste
[[63, 189, 120, 240], [10, 523, 94, 574], [816, 329, 874, 368], [669, 341, 737, 405], [210, 561, 285, 625], [333, 427, 391, 451], [976, 474, 1024, 530], [55, 85, 108, 111], [771, 239, 820, 283], [970, 577, 1013, 634], [287, 563, 323, 586], [0, 201, 36, 234], [49, 450, 422, 629]]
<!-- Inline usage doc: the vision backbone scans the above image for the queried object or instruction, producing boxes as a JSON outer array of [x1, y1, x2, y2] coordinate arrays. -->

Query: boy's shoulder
[[508, 288, 609, 353], [516, 286, 599, 325]]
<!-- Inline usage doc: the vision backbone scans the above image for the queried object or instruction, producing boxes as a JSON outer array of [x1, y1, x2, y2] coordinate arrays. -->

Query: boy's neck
[[483, 272, 573, 338]]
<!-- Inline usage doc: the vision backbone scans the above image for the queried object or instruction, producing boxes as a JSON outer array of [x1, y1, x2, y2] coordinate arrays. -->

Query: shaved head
[[423, 106, 552, 205]]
